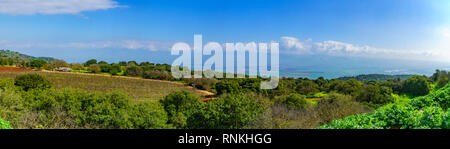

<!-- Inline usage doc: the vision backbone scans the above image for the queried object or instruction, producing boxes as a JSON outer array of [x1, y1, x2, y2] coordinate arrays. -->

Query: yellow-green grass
[[0, 71, 204, 102]]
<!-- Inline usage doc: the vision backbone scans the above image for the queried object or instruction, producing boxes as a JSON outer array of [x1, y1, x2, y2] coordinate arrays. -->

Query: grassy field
[[0, 71, 208, 102]]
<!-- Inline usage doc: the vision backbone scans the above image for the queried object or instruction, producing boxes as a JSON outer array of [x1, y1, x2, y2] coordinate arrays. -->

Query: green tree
[[85, 59, 97, 66], [188, 94, 270, 129], [88, 64, 101, 73], [109, 64, 121, 75], [125, 66, 143, 76], [159, 91, 204, 128], [215, 80, 242, 95], [401, 76, 430, 97], [276, 93, 310, 110], [30, 59, 47, 68]]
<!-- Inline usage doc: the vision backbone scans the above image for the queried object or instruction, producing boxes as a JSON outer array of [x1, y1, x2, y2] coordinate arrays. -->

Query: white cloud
[[0, 0, 123, 15], [280, 36, 312, 54], [0, 40, 173, 51], [280, 36, 450, 63], [68, 40, 173, 51]]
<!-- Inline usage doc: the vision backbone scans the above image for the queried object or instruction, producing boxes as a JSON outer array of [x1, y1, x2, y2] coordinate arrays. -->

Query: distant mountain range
[[0, 49, 56, 62], [337, 74, 416, 81]]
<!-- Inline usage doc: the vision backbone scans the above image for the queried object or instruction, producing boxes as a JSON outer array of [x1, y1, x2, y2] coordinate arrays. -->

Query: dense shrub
[[143, 70, 174, 81], [183, 78, 217, 90], [42, 60, 69, 70], [88, 64, 101, 73], [275, 94, 309, 110], [215, 80, 242, 95], [188, 93, 270, 129], [295, 80, 320, 95], [99, 64, 112, 73], [0, 119, 12, 129], [401, 76, 430, 97], [0, 84, 169, 129], [109, 64, 121, 75], [125, 66, 143, 76], [321, 83, 450, 129], [159, 91, 204, 128], [248, 93, 368, 129], [85, 59, 97, 66], [30, 59, 47, 68], [357, 85, 394, 109], [14, 74, 53, 91]]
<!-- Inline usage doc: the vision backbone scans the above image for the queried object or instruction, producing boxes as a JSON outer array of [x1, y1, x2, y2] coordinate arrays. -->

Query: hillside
[[321, 83, 450, 129], [0, 49, 56, 62], [337, 74, 415, 81], [0, 71, 209, 102]]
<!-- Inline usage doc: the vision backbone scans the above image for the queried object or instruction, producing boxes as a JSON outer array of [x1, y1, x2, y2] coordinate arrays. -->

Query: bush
[[30, 59, 47, 68], [99, 64, 112, 73], [188, 93, 270, 129], [88, 64, 101, 73], [357, 85, 394, 109], [14, 74, 53, 91], [125, 66, 143, 77], [401, 76, 430, 97], [321, 83, 450, 129], [110, 64, 121, 75], [42, 60, 69, 70], [275, 94, 309, 110], [215, 80, 242, 95], [85, 59, 97, 66], [159, 91, 204, 128], [0, 119, 12, 129], [184, 78, 218, 90], [143, 70, 174, 81]]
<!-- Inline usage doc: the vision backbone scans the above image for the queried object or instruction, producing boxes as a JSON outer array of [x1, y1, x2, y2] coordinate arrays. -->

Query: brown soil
[[0, 66, 35, 72]]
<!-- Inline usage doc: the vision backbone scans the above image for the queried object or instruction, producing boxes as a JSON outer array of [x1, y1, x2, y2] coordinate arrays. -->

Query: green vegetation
[[14, 74, 53, 91], [0, 119, 12, 129], [320, 83, 450, 129], [0, 72, 203, 102], [0, 76, 169, 129], [337, 74, 414, 81], [1, 50, 448, 129]]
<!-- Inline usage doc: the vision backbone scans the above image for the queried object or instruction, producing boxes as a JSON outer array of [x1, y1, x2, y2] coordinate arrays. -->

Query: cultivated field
[[0, 68, 209, 102]]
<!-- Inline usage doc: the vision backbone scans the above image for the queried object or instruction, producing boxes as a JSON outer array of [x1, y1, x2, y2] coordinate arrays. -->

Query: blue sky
[[0, 0, 449, 64]]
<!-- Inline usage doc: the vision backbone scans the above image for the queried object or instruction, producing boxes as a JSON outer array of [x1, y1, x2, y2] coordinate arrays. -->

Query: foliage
[[0, 118, 12, 129], [275, 94, 309, 110], [125, 66, 143, 77], [30, 59, 47, 68], [401, 76, 430, 97], [88, 64, 102, 73], [159, 91, 204, 128], [85, 59, 97, 66], [42, 60, 69, 70], [357, 85, 394, 109], [337, 74, 414, 81], [109, 64, 121, 75], [189, 93, 270, 129], [143, 70, 174, 81], [215, 80, 242, 95], [0, 85, 169, 129], [14, 74, 53, 91], [321, 83, 450, 129], [183, 78, 217, 90]]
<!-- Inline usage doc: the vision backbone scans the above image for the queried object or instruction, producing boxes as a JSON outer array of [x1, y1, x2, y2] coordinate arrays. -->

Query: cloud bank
[[0, 0, 122, 15], [280, 36, 450, 63], [0, 40, 173, 51]]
